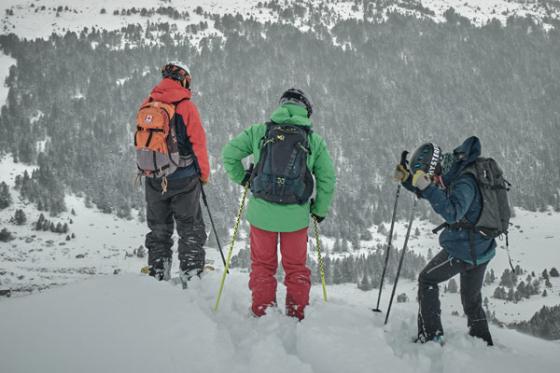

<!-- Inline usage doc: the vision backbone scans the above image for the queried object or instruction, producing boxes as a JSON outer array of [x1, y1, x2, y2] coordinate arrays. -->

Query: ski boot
[[414, 332, 445, 346], [144, 257, 171, 281], [178, 264, 203, 289]]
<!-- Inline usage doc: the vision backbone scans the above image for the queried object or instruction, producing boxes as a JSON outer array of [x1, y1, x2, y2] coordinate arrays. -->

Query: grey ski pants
[[145, 175, 207, 274]]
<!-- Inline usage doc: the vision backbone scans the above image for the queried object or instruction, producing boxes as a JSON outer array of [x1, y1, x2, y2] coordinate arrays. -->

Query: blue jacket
[[408, 137, 496, 264]]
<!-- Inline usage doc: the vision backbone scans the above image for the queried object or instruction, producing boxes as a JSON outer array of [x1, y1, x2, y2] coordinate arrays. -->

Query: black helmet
[[279, 88, 313, 117], [410, 143, 443, 176]]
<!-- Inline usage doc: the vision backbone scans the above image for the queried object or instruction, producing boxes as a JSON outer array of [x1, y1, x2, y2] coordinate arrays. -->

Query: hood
[[442, 136, 481, 185], [270, 103, 312, 127], [149, 78, 192, 103]]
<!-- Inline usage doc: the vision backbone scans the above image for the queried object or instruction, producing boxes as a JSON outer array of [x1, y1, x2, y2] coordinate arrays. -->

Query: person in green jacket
[[222, 88, 336, 320]]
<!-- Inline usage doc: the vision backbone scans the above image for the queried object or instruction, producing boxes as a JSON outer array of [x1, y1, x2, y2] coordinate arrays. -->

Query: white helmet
[[161, 61, 191, 87], [166, 60, 190, 76]]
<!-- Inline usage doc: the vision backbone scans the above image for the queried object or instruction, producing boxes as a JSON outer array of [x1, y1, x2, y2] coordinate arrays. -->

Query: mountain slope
[[1, 273, 559, 373], [2, 0, 559, 40]]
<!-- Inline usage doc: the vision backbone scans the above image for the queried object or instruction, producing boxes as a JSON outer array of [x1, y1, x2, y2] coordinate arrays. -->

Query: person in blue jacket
[[394, 137, 495, 346]]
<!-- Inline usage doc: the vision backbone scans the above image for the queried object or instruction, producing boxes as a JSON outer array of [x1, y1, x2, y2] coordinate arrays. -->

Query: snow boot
[[415, 332, 445, 346], [469, 320, 494, 346], [147, 257, 171, 281]]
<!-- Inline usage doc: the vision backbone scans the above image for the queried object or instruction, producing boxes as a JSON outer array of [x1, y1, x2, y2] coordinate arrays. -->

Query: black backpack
[[250, 122, 314, 205], [461, 157, 512, 238], [434, 157, 512, 267]]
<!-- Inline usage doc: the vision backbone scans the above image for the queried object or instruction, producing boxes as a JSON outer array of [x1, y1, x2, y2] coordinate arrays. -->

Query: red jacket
[[144, 78, 210, 182]]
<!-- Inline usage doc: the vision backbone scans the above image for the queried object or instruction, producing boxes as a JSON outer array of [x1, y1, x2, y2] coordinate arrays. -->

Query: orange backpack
[[135, 100, 191, 178]]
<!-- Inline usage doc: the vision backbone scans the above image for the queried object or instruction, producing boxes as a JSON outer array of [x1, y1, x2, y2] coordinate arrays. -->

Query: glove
[[393, 164, 410, 182], [412, 170, 432, 191], [312, 213, 325, 223], [310, 198, 325, 223], [240, 168, 252, 187]]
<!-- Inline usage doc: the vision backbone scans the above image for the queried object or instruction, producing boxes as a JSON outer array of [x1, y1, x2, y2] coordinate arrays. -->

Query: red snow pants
[[249, 225, 311, 320]]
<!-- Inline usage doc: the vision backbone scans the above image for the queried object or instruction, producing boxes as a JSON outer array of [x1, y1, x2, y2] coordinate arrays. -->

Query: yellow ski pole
[[313, 217, 328, 302], [213, 182, 250, 312]]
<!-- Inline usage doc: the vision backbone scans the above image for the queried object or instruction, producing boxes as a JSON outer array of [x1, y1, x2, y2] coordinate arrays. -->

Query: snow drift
[[1, 273, 559, 373]]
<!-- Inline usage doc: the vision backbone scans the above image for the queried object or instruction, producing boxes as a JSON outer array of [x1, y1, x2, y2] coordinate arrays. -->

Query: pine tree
[[11, 209, 26, 225], [0, 228, 14, 242], [493, 286, 507, 300], [358, 272, 371, 291], [34, 213, 45, 231], [507, 288, 515, 302], [0, 182, 12, 210], [447, 278, 458, 293], [550, 267, 559, 277], [500, 269, 516, 288]]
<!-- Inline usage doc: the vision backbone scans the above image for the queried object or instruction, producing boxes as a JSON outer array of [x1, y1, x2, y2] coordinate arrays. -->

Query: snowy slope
[[1, 273, 559, 373], [1, 0, 559, 40], [387, 206, 560, 276]]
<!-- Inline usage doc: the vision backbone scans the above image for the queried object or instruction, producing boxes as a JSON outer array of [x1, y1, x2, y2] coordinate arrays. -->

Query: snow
[[1, 272, 559, 373], [0, 0, 269, 41], [1, 1, 558, 41], [0, 153, 229, 292], [422, 0, 559, 27]]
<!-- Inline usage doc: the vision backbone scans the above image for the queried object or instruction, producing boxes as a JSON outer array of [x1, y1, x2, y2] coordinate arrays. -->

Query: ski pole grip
[[400, 150, 409, 167]]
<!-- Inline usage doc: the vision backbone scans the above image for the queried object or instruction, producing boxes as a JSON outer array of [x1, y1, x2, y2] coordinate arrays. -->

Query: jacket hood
[[442, 136, 481, 185], [270, 103, 311, 126], [149, 78, 192, 103]]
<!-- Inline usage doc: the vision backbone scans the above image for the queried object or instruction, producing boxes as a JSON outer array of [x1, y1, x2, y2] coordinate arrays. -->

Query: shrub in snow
[[396, 293, 408, 303], [0, 228, 15, 242]]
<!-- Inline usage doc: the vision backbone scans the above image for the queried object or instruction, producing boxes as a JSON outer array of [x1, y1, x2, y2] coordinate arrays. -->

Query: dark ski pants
[[417, 249, 493, 345], [145, 175, 207, 274]]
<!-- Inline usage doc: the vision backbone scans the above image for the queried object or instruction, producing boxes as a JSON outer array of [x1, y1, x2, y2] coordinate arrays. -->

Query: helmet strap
[[434, 175, 446, 189]]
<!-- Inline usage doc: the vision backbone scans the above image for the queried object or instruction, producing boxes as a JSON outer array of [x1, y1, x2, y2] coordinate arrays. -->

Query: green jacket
[[222, 103, 336, 232]]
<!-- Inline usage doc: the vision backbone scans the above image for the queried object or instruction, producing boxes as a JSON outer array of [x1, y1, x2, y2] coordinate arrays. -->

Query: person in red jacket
[[141, 61, 210, 283]]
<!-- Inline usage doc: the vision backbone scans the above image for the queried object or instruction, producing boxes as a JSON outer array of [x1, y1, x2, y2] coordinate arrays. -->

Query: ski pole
[[213, 165, 253, 312], [313, 217, 328, 302], [372, 184, 401, 312], [384, 198, 417, 325], [374, 150, 408, 313], [200, 185, 227, 270]]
